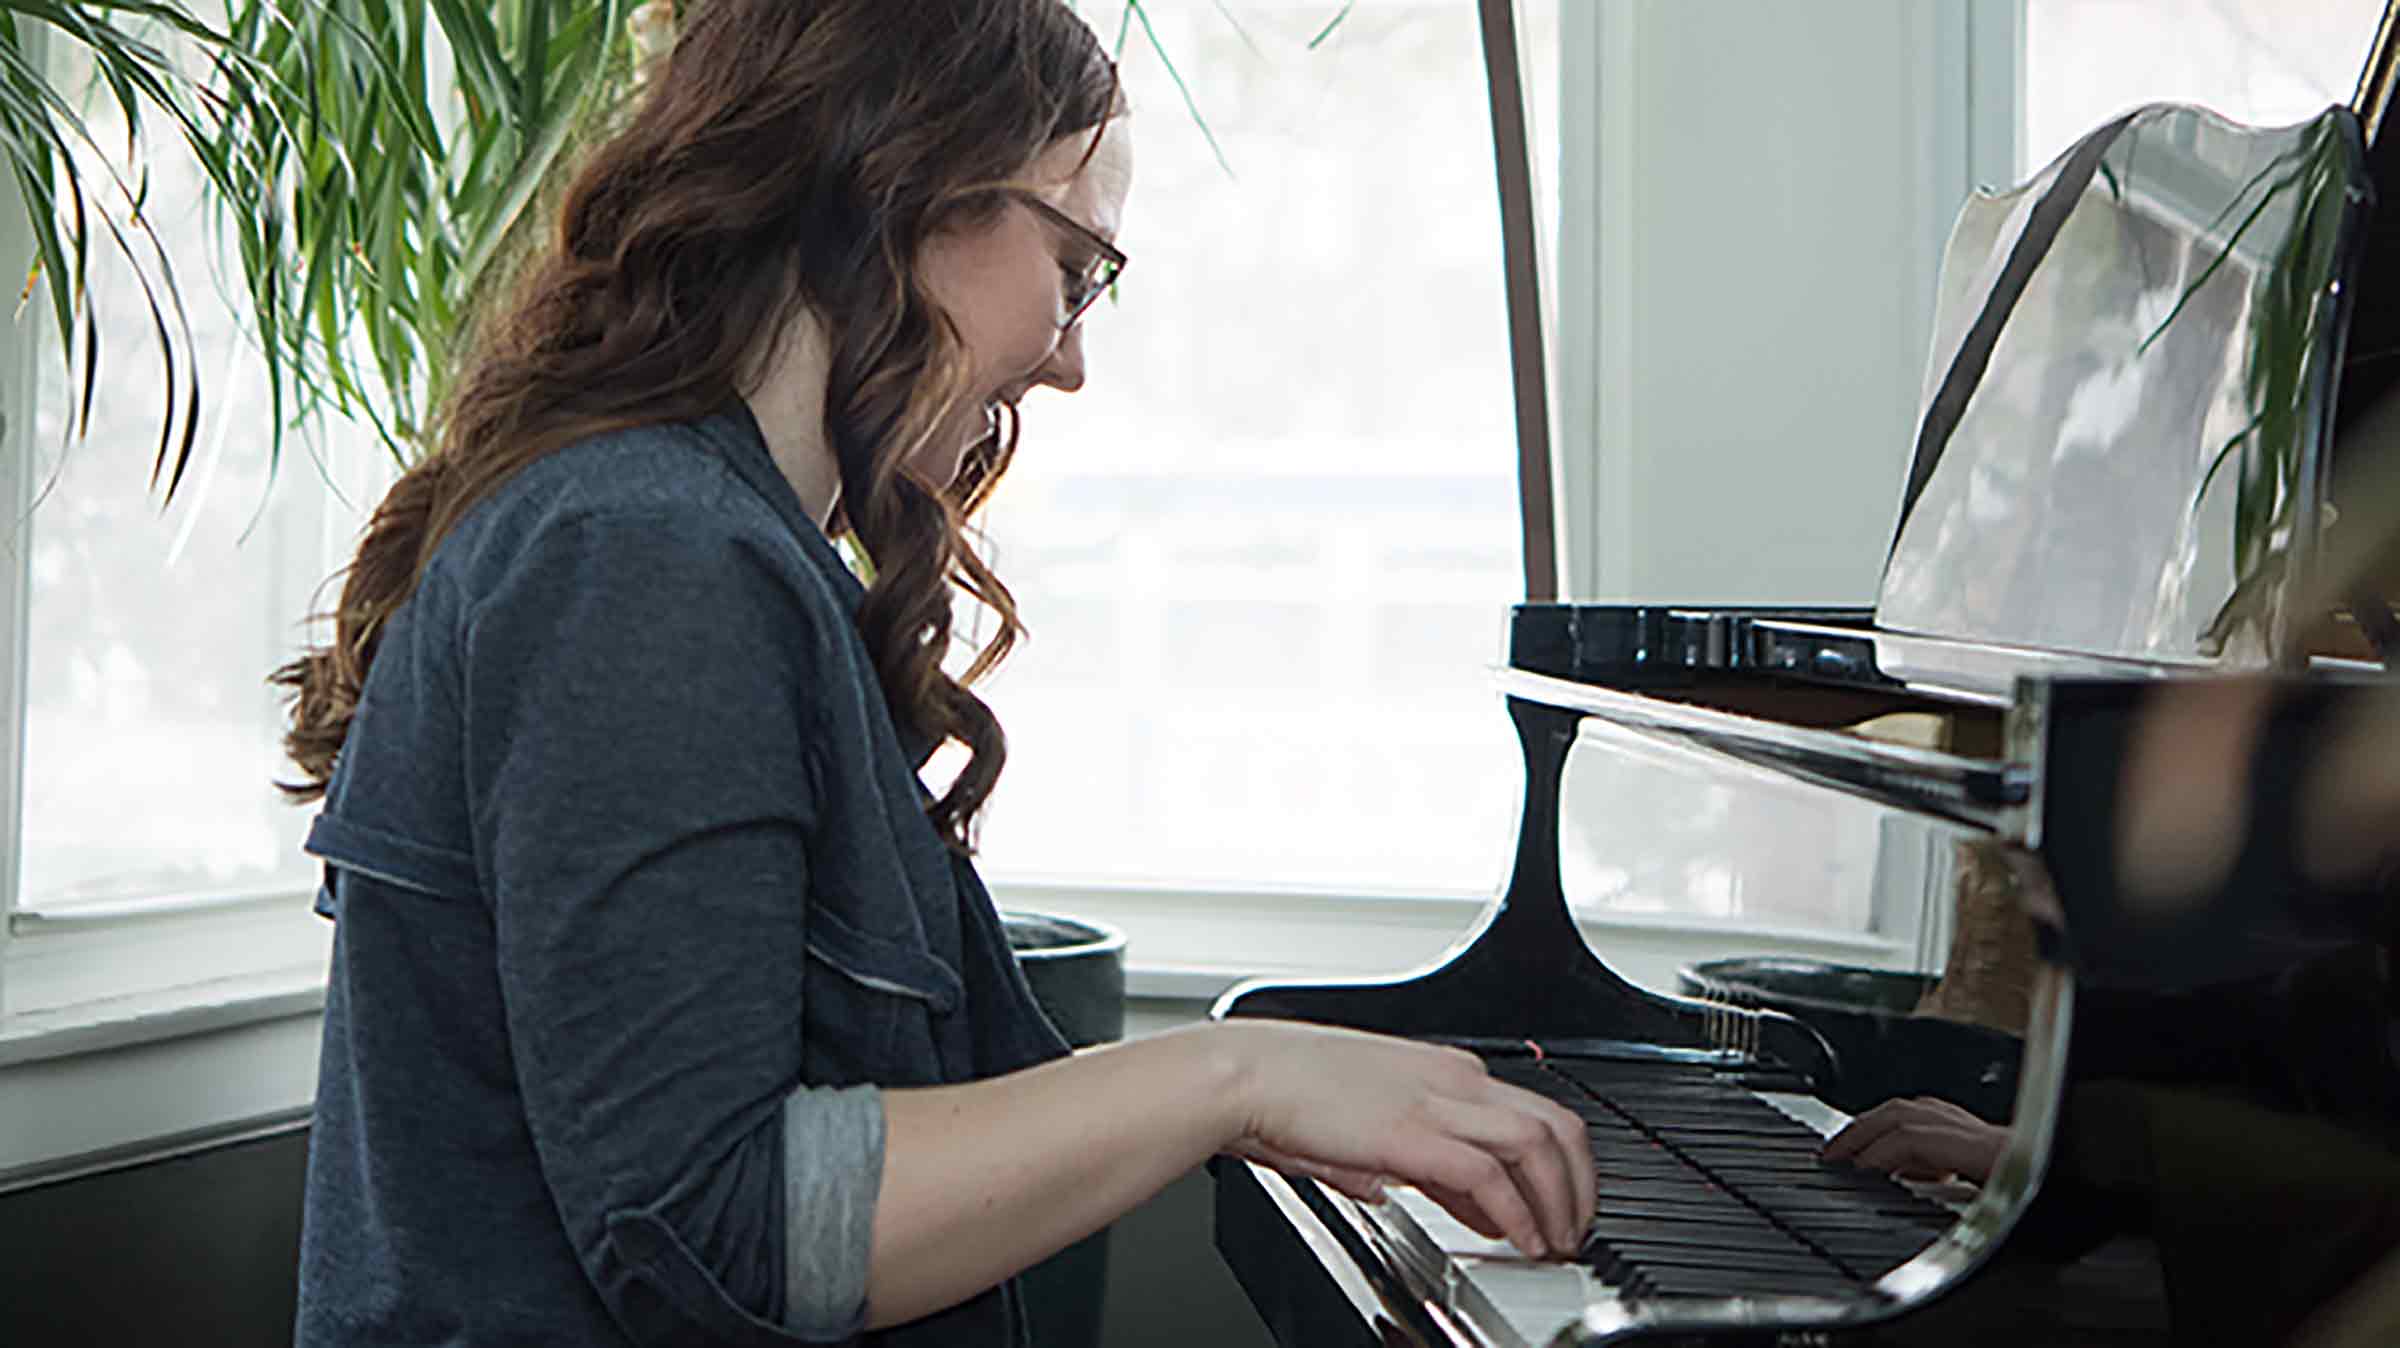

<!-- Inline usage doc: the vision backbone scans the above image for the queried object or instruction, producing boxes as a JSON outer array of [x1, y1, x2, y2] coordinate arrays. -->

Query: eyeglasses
[[1005, 189, 1127, 331]]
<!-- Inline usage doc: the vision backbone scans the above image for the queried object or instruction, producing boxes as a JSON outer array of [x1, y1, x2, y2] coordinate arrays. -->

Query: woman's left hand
[[1821, 1096, 2006, 1183]]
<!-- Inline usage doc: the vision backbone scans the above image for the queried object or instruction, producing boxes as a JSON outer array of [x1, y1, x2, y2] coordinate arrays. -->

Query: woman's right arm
[[461, 499, 1591, 1339], [868, 1018, 1596, 1330]]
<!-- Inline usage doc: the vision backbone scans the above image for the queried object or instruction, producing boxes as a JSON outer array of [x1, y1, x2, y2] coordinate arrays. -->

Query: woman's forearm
[[863, 1022, 1245, 1328]]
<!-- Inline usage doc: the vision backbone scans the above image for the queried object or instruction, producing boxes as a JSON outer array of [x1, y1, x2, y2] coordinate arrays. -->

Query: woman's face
[[915, 116, 1133, 488]]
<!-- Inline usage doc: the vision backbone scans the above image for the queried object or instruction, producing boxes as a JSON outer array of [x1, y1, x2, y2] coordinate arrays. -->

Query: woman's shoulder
[[428, 418, 840, 613], [463, 419, 750, 544]]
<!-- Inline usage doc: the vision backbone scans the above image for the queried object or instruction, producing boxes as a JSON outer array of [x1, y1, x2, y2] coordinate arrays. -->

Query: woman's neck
[[740, 309, 843, 532]]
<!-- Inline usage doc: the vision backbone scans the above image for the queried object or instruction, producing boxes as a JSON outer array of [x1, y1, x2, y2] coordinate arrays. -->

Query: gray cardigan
[[295, 406, 1069, 1346]]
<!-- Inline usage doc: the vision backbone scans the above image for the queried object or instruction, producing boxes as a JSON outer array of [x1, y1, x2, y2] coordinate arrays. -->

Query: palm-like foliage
[[3, 0, 1298, 504], [212, 0, 644, 462], [0, 0, 652, 498]]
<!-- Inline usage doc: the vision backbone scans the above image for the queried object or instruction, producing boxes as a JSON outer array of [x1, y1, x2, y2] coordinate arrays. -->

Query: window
[[2022, 0, 2384, 174], [20, 203, 370, 917], [4, 28, 362, 1018], [974, 0, 1560, 901]]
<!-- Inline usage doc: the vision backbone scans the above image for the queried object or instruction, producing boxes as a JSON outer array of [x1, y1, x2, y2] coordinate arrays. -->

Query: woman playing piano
[[271, 2, 1594, 1344]]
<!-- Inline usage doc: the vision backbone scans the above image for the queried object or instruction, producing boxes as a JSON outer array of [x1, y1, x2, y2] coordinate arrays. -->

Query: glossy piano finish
[[1492, 667, 2025, 834]]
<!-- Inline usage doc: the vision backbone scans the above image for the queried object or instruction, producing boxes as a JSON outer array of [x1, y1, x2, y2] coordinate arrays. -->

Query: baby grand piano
[[1211, 4, 2400, 1345]]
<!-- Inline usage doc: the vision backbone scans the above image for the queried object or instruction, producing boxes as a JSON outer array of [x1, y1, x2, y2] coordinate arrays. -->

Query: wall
[[0, 1125, 308, 1348], [1099, 997, 1276, 1347], [1555, 0, 2021, 604]]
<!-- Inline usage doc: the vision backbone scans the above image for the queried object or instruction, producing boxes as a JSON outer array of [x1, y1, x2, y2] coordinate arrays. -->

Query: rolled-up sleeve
[[784, 1084, 886, 1336], [459, 495, 880, 1344]]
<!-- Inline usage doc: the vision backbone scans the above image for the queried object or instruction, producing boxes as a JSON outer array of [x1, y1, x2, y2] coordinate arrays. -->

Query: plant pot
[[1003, 911, 1128, 1348], [1005, 911, 1128, 1048]]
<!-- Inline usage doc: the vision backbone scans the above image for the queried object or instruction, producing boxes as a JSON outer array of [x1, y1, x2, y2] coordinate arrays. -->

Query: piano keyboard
[[1487, 1055, 1956, 1303]]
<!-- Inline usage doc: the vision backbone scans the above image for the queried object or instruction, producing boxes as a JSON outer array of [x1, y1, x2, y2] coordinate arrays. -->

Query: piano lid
[[1879, 103, 2374, 678]]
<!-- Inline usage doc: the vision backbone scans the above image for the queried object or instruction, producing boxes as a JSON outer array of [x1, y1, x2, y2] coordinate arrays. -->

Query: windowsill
[[0, 890, 334, 1187], [0, 961, 326, 1069], [0, 982, 326, 1191], [4, 887, 331, 1021], [997, 879, 1909, 1008]]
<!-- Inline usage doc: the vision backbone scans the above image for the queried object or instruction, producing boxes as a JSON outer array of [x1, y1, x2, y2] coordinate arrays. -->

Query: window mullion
[[0, 121, 39, 1003]]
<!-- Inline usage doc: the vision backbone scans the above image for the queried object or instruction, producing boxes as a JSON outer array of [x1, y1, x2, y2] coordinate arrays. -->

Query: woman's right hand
[[1207, 1020, 1596, 1260]]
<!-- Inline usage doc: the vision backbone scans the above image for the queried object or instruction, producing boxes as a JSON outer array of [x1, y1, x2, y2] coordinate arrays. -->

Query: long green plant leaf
[[1, 0, 1225, 502]]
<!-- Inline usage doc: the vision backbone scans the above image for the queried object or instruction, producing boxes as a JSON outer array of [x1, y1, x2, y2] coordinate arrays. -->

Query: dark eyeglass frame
[[1004, 188, 1127, 330]]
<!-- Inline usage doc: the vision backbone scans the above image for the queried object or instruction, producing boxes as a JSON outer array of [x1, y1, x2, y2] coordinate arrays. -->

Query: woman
[[275, 2, 1593, 1343]]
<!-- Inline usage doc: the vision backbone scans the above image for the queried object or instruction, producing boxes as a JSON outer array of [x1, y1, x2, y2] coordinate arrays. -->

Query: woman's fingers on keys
[[1515, 1085, 1598, 1232], [1820, 1121, 1885, 1165], [1498, 1080, 1596, 1238], [1426, 1094, 1581, 1254], [1851, 1125, 1976, 1180], [1825, 1097, 2004, 1182], [1413, 1135, 1551, 1258], [1822, 1096, 1937, 1163]]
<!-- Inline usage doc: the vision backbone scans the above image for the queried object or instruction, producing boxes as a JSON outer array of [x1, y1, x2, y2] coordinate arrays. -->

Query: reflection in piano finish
[[1883, 105, 2365, 668], [1209, 3, 2400, 1344]]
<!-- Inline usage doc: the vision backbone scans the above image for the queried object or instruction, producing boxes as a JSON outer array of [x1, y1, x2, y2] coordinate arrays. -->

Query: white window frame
[[0, 65, 329, 1184], [1, 1, 2025, 1187]]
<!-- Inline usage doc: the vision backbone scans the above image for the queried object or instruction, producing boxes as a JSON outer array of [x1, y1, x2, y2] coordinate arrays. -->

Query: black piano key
[[1729, 1173, 1959, 1209], [1749, 1196, 1948, 1224], [1591, 1196, 1785, 1225], [1676, 1137, 1838, 1157], [1612, 1151, 1852, 1170], [1603, 1237, 1862, 1266], [1793, 1227, 1942, 1258], [1779, 1240, 1931, 1267], [1603, 1108, 1809, 1128], [1631, 1268, 1865, 1300], [1593, 1180, 1769, 1208], [1590, 1239, 1841, 1276], [1806, 1243, 1937, 1274], [1583, 1220, 1815, 1255], [1760, 1194, 1953, 1222]]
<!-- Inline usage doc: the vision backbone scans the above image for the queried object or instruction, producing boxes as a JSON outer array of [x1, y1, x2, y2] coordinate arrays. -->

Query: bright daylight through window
[[970, 0, 1558, 901], [2023, 0, 2382, 173], [19, 38, 377, 917]]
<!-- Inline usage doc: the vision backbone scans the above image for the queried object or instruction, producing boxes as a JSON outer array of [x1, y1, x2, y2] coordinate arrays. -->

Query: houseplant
[[2, 0, 1284, 488]]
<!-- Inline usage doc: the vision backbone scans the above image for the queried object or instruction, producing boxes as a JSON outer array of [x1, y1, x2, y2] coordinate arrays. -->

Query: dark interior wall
[[0, 1122, 1270, 1348], [1101, 1168, 1272, 1348], [0, 1126, 309, 1348]]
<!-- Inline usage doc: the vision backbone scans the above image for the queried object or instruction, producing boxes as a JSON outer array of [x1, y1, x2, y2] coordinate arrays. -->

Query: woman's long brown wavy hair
[[274, 0, 1118, 852]]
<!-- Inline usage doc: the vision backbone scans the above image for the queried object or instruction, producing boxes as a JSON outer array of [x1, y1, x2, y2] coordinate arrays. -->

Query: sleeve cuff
[[780, 1083, 886, 1337]]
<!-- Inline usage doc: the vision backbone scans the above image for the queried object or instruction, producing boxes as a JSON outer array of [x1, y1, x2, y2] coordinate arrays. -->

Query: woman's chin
[[907, 439, 974, 495]]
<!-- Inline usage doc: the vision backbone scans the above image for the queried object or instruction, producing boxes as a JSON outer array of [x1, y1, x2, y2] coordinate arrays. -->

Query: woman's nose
[[1033, 324, 1087, 393]]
